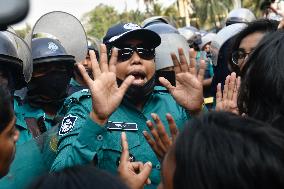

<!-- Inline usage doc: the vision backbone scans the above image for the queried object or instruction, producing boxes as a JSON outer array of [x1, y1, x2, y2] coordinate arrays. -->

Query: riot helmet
[[145, 23, 189, 84], [0, 30, 32, 90], [142, 16, 172, 28], [226, 8, 256, 26]]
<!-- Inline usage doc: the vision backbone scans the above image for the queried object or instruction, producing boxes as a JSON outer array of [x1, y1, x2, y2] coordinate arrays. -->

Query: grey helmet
[[199, 33, 217, 50], [142, 16, 173, 28], [226, 8, 256, 26], [0, 30, 32, 89], [145, 23, 190, 71]]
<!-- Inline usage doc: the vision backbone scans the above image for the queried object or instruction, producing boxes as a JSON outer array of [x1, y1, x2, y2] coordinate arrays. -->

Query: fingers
[[120, 132, 129, 163], [99, 44, 109, 72], [159, 77, 175, 93], [227, 72, 236, 100], [152, 113, 171, 148], [109, 48, 118, 73], [216, 83, 222, 110], [189, 49, 196, 75], [166, 113, 178, 141], [89, 50, 101, 80], [118, 75, 135, 97], [78, 64, 93, 87], [178, 48, 189, 72], [223, 75, 229, 100], [171, 53, 181, 74], [138, 162, 152, 184], [197, 59, 206, 82]]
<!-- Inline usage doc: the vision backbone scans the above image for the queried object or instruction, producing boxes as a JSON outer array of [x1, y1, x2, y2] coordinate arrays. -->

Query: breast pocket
[[100, 130, 140, 171]]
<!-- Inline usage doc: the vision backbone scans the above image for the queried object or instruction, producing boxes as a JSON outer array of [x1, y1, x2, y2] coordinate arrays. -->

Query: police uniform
[[67, 78, 86, 96], [51, 87, 192, 189], [14, 94, 61, 145]]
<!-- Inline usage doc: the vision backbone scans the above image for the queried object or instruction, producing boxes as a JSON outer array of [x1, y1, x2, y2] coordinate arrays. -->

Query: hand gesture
[[159, 48, 205, 115], [118, 132, 152, 189], [78, 45, 134, 125], [215, 72, 240, 115], [143, 113, 178, 162]]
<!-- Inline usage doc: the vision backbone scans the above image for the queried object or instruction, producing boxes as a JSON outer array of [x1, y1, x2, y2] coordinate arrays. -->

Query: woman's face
[[0, 116, 18, 178], [238, 32, 265, 70], [158, 146, 176, 189]]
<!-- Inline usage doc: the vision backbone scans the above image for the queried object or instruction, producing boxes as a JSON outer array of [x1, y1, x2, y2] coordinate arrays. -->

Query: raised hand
[[118, 132, 152, 189], [78, 45, 134, 125], [215, 72, 240, 115], [143, 113, 178, 162], [159, 48, 205, 115]]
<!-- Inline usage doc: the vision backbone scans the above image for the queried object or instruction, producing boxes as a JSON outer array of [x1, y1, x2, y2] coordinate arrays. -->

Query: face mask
[[26, 70, 71, 109], [117, 75, 155, 104]]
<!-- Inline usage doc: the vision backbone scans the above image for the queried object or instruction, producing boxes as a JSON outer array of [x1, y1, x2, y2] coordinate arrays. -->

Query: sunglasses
[[110, 46, 155, 62], [232, 49, 253, 65]]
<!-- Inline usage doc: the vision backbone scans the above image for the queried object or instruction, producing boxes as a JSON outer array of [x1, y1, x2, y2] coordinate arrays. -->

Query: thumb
[[159, 77, 175, 93], [118, 75, 135, 96], [138, 162, 152, 184]]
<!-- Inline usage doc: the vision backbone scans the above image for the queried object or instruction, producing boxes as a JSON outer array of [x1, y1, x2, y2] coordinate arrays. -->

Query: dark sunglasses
[[110, 46, 155, 62], [232, 49, 253, 65]]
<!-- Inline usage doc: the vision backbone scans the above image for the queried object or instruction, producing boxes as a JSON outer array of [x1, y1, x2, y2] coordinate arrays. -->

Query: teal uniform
[[14, 96, 59, 145], [51, 87, 192, 189]]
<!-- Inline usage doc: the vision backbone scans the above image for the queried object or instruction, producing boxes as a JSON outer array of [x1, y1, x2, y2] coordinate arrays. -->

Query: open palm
[[79, 45, 134, 125], [159, 48, 205, 114]]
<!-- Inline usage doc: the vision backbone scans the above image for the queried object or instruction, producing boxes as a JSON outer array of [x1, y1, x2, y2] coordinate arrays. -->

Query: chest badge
[[107, 121, 138, 131]]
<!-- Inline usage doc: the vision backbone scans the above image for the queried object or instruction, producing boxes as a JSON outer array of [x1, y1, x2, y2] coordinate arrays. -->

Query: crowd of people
[[1, 4, 284, 189]]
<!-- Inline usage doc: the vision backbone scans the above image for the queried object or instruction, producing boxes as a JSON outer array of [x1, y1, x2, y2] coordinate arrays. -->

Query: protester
[[0, 86, 19, 179], [28, 165, 129, 189], [120, 112, 284, 189]]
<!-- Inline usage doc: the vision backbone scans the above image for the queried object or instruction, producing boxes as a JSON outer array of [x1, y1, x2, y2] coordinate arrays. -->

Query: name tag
[[107, 121, 138, 131]]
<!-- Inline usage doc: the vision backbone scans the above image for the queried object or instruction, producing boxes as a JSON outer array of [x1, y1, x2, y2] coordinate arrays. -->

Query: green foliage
[[15, 24, 31, 39]]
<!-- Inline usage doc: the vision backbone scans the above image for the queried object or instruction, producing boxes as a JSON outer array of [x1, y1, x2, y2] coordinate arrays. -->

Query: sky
[[13, 0, 176, 29]]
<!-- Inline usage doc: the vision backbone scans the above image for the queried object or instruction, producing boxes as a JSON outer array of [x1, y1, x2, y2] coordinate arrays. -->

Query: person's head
[[159, 111, 284, 189], [226, 8, 256, 26], [0, 86, 18, 178], [27, 37, 75, 110], [103, 23, 161, 102], [230, 19, 278, 73], [28, 165, 129, 189], [238, 30, 284, 130], [0, 31, 32, 92]]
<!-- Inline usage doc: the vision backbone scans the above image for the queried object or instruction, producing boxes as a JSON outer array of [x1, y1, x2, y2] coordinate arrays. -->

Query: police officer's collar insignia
[[107, 121, 138, 131], [48, 42, 59, 52], [59, 115, 78, 136]]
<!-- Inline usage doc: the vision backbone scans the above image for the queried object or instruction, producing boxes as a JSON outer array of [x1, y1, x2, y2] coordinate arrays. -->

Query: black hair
[[173, 111, 284, 189], [238, 30, 284, 130], [229, 19, 278, 74], [28, 165, 129, 189], [0, 85, 14, 133]]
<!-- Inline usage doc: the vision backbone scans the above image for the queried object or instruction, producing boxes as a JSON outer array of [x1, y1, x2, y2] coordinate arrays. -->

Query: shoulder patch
[[59, 115, 78, 136]]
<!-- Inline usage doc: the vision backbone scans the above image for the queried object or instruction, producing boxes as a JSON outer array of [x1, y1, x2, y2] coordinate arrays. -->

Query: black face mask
[[117, 75, 155, 104], [26, 70, 71, 109]]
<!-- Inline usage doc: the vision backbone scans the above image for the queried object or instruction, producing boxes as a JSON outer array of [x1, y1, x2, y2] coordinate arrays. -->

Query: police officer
[[52, 23, 206, 189], [14, 11, 87, 145], [226, 8, 256, 26], [0, 30, 32, 94], [68, 37, 100, 96]]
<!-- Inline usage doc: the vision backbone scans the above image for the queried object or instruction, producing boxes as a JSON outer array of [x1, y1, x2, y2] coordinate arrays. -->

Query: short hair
[[238, 30, 284, 129], [0, 85, 14, 133], [28, 165, 129, 189], [229, 19, 278, 74], [173, 111, 284, 189]]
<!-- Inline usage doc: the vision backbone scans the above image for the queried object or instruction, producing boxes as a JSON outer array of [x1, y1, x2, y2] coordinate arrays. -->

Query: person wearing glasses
[[51, 23, 206, 189], [229, 19, 278, 75]]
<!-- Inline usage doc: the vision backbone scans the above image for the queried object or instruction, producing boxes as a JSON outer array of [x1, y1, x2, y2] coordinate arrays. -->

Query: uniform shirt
[[14, 95, 58, 145], [51, 88, 192, 189]]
